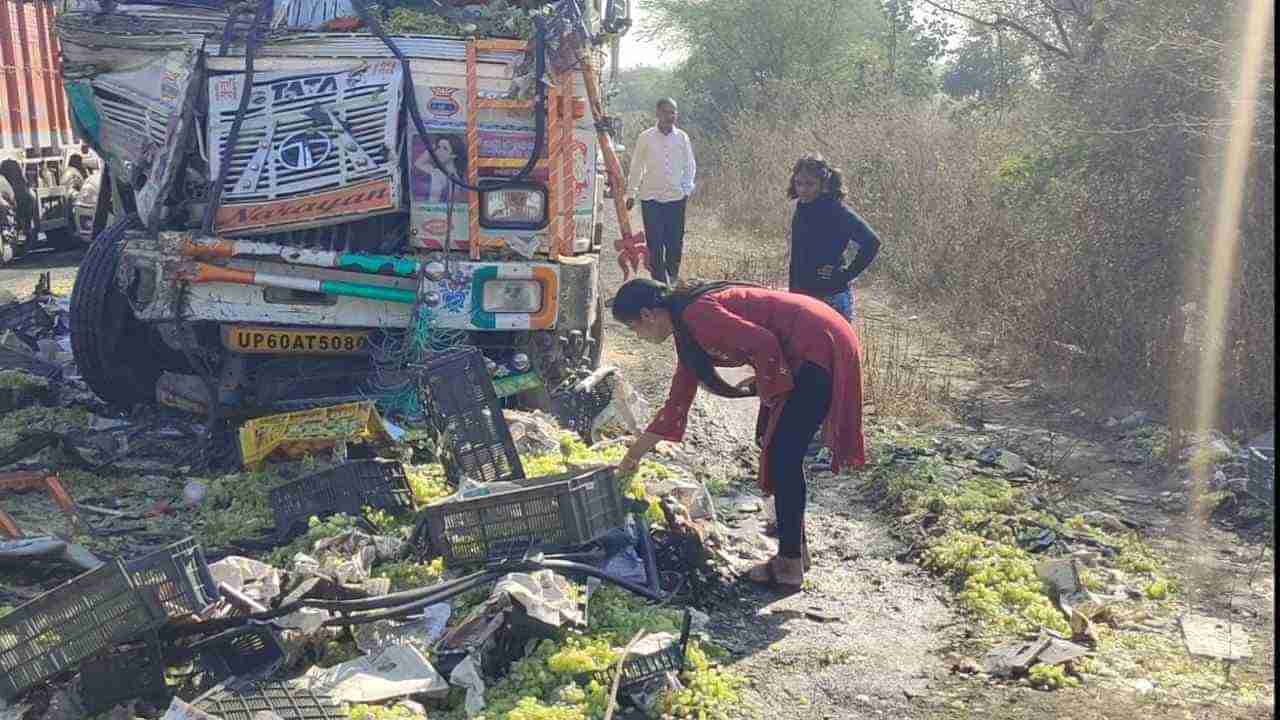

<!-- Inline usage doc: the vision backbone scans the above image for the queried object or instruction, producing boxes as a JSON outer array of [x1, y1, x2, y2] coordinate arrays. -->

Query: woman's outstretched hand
[[618, 431, 662, 476], [618, 453, 640, 476]]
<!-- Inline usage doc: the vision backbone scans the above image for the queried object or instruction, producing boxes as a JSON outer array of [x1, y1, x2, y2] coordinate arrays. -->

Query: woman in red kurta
[[613, 279, 866, 589]]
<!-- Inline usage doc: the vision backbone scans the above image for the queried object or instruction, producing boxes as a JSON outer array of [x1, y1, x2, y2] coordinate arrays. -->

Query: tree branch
[[919, 0, 1074, 59], [1038, 0, 1075, 57]]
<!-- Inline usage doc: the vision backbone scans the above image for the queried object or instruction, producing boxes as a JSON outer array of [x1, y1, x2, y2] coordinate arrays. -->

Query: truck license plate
[[222, 326, 370, 355]]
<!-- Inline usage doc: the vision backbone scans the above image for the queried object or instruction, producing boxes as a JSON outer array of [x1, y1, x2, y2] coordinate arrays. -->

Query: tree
[[608, 66, 677, 113], [941, 25, 1030, 102], [640, 0, 947, 135], [934, 0, 1275, 428]]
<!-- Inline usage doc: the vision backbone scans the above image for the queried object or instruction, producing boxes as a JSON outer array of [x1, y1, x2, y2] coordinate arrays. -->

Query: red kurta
[[645, 286, 866, 493]]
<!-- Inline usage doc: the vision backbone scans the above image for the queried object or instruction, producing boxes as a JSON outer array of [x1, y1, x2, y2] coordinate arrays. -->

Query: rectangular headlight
[[481, 279, 544, 313], [479, 182, 548, 229]]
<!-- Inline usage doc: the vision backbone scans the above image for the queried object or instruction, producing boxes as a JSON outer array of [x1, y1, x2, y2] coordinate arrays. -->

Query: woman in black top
[[787, 154, 881, 323]]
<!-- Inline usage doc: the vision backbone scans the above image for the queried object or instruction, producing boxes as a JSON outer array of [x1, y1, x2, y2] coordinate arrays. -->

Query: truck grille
[[207, 65, 402, 204], [94, 88, 170, 165]]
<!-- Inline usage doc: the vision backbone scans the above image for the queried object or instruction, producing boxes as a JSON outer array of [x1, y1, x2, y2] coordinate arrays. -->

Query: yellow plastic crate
[[238, 401, 394, 469]]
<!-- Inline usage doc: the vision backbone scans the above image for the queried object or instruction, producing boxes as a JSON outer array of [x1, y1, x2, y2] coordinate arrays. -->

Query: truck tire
[[70, 216, 165, 406]]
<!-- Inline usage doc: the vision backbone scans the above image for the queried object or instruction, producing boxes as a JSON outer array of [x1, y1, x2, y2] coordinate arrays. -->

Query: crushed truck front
[[57, 0, 621, 410]]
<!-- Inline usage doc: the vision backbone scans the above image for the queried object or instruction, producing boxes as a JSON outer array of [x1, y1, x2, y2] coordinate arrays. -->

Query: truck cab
[[57, 0, 624, 415]]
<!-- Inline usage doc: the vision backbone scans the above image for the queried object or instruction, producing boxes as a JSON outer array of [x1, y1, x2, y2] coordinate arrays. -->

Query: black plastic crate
[[269, 460, 414, 541], [0, 347, 62, 382], [413, 466, 626, 565], [193, 680, 345, 720], [416, 347, 524, 485], [0, 299, 53, 348], [126, 537, 221, 618], [0, 560, 166, 701], [592, 609, 692, 691], [179, 626, 286, 700], [79, 637, 169, 714]]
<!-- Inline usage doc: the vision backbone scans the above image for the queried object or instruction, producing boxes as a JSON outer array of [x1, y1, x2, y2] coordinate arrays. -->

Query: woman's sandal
[[746, 556, 803, 592], [760, 527, 811, 572]]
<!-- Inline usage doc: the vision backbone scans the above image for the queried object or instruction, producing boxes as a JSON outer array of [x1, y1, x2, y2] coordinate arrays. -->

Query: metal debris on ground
[[984, 633, 1090, 677], [0, 537, 100, 571], [0, 471, 81, 536]]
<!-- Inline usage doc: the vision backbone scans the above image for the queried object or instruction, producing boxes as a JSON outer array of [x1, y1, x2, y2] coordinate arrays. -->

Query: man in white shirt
[[625, 98, 696, 284]]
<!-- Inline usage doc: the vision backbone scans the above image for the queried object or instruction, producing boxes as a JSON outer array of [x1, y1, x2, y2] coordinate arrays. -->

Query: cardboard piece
[[1180, 614, 1253, 661]]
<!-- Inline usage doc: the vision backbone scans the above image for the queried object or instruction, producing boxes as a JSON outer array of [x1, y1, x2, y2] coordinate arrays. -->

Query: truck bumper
[[116, 233, 599, 333]]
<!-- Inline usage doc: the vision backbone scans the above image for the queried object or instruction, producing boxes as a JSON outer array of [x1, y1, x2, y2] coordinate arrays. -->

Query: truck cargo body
[[0, 0, 84, 261], [0, 0, 73, 155]]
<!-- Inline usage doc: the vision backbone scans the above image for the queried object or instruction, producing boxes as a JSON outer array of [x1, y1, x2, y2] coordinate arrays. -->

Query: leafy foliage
[[639, 0, 945, 135]]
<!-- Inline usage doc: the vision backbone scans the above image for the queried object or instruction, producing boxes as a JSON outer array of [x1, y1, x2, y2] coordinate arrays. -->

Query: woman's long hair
[[612, 278, 760, 398], [786, 153, 846, 202]]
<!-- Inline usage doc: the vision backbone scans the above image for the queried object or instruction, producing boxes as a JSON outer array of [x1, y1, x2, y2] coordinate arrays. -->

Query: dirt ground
[[595, 214, 1275, 720], [0, 218, 1272, 719], [0, 248, 82, 298]]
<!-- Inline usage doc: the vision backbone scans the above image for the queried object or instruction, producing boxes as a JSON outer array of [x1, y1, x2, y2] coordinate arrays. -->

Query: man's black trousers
[[640, 197, 687, 284]]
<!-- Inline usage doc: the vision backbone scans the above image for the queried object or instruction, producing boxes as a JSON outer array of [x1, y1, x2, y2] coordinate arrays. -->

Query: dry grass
[[858, 316, 953, 421], [687, 90, 1274, 432], [680, 231, 788, 289], [681, 223, 953, 420]]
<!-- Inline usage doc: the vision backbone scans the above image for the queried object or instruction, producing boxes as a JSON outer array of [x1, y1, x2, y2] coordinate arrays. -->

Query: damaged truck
[[0, 0, 94, 263], [58, 0, 632, 414]]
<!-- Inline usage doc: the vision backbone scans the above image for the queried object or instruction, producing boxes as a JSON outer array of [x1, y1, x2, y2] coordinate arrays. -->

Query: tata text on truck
[[0, 0, 96, 263], [56, 0, 633, 413]]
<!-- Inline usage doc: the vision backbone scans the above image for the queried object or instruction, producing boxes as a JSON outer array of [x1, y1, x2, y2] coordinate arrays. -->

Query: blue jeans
[[820, 287, 855, 323], [806, 287, 855, 461]]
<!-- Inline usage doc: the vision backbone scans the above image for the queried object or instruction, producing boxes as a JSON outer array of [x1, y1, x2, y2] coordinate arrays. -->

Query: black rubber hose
[[349, 0, 548, 192], [299, 567, 495, 612], [322, 571, 503, 626], [201, 0, 271, 234], [322, 556, 667, 627]]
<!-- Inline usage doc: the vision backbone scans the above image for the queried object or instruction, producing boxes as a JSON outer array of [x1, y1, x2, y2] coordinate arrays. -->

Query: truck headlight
[[481, 279, 544, 313], [479, 182, 548, 230]]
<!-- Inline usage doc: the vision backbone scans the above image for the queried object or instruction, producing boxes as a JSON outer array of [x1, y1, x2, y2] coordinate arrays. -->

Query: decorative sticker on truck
[[215, 178, 395, 234], [426, 87, 461, 118], [208, 65, 403, 235]]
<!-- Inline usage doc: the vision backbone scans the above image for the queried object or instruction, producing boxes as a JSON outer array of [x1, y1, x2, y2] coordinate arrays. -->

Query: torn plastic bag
[[449, 654, 486, 716], [492, 570, 583, 629], [352, 603, 451, 654], [208, 556, 282, 607], [293, 530, 405, 586], [296, 644, 448, 703], [158, 698, 221, 720]]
